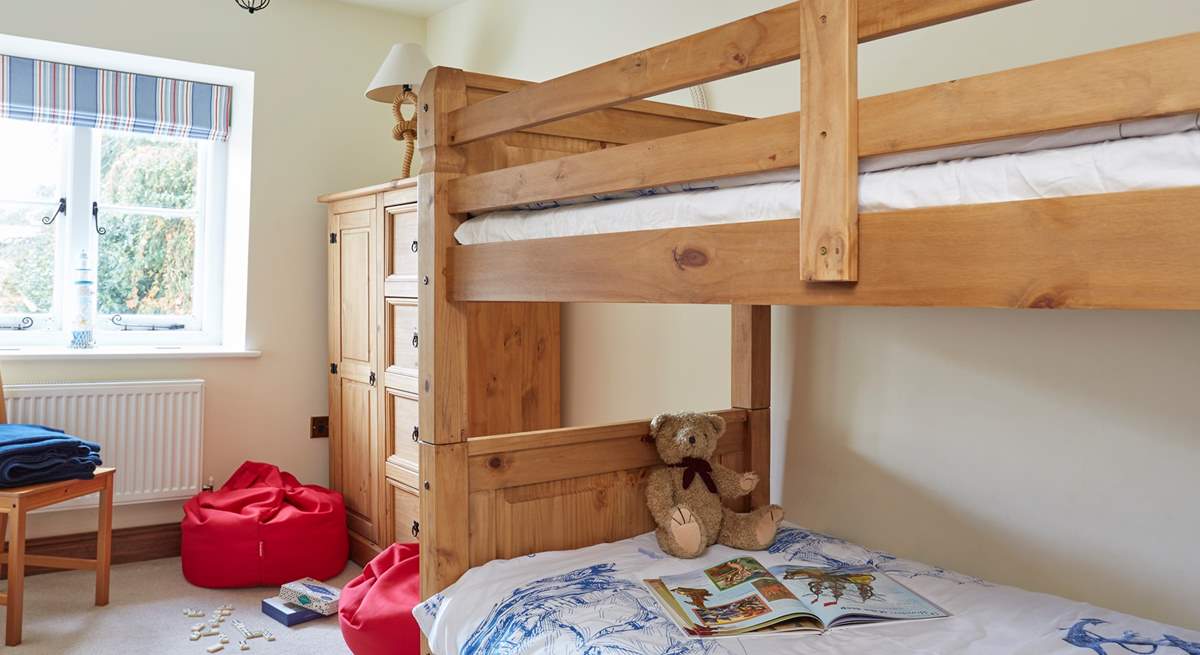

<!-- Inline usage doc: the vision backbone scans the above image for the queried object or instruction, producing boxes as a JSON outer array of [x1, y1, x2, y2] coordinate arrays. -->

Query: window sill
[[0, 346, 262, 361]]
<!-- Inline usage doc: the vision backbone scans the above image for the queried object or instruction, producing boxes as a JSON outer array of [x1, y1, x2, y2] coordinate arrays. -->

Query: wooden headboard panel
[[464, 409, 752, 566]]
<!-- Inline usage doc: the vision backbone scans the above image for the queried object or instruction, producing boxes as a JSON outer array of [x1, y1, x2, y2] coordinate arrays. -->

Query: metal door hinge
[[329, 232, 337, 244], [330, 363, 338, 374]]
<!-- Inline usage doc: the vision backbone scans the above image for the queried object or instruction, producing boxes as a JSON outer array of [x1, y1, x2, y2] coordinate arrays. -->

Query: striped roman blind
[[0, 54, 232, 141]]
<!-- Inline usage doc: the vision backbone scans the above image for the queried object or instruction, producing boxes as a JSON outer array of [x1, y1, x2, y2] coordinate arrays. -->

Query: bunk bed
[[411, 1, 1200, 652]]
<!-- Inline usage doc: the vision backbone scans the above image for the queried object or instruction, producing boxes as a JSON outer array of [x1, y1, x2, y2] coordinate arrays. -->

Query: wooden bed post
[[801, 0, 859, 282], [416, 66, 472, 600], [732, 305, 771, 509]]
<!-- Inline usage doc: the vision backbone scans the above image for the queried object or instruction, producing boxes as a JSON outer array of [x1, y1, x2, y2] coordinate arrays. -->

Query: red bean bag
[[339, 543, 421, 655], [182, 461, 348, 588]]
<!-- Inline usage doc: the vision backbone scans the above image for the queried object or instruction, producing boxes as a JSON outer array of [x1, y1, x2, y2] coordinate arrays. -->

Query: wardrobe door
[[328, 204, 381, 553]]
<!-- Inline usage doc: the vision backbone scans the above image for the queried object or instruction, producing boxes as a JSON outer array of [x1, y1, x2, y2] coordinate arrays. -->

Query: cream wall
[[428, 0, 1200, 628], [0, 0, 425, 537]]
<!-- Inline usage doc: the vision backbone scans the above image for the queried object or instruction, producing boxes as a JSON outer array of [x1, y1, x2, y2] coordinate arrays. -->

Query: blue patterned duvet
[[414, 525, 1199, 655]]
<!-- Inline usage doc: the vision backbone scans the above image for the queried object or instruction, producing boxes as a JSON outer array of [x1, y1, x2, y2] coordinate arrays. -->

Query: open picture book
[[645, 557, 949, 637]]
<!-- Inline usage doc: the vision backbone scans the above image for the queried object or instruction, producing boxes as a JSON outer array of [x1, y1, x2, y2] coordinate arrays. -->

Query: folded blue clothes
[[0, 425, 102, 487]]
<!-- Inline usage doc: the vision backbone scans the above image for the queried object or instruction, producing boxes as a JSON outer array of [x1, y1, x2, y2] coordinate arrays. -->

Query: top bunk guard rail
[[449, 32, 1200, 215], [445, 0, 1028, 147], [445, 0, 1027, 282], [430, 3, 1200, 310]]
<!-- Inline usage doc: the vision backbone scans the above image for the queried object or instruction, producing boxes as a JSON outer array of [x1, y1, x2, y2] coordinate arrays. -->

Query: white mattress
[[414, 525, 1200, 654], [455, 115, 1200, 245]]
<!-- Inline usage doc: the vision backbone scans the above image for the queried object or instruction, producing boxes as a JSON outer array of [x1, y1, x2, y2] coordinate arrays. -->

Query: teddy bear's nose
[[688, 436, 696, 445]]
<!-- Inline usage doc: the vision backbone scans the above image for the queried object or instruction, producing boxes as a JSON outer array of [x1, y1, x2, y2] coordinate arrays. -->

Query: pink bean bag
[[340, 543, 421, 655], [181, 461, 348, 588]]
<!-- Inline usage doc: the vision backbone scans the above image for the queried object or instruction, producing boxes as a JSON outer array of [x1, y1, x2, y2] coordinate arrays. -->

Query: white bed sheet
[[455, 126, 1200, 246], [414, 525, 1200, 655]]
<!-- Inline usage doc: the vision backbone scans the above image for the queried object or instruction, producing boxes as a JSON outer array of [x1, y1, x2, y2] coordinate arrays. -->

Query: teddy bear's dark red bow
[[671, 457, 717, 493]]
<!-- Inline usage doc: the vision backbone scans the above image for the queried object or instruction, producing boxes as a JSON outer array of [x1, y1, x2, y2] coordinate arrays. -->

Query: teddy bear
[[645, 412, 784, 559]]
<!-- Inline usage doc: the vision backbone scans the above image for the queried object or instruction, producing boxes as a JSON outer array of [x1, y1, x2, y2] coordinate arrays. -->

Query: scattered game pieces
[[264, 631, 275, 642], [232, 619, 265, 640], [186, 602, 263, 652]]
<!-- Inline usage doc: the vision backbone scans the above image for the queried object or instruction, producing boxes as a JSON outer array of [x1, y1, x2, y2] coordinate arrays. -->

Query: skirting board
[[0, 523, 181, 580], [348, 530, 384, 568]]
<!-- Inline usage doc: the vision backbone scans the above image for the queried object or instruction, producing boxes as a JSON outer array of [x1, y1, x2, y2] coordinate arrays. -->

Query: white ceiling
[[335, 0, 462, 18]]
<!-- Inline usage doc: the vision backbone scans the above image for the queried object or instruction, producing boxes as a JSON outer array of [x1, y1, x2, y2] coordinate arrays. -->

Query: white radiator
[[2, 380, 204, 510]]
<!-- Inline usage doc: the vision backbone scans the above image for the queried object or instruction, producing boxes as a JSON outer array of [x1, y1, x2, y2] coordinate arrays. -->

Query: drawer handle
[[410, 240, 419, 253], [411, 520, 420, 538], [369, 371, 377, 387], [411, 426, 419, 442], [412, 332, 418, 348]]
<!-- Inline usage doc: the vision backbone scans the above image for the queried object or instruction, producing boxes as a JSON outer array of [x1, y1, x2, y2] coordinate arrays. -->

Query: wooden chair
[[0, 369, 114, 646]]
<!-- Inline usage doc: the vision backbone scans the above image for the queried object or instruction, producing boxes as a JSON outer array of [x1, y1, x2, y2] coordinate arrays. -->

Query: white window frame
[[0, 33, 254, 355], [0, 120, 71, 337]]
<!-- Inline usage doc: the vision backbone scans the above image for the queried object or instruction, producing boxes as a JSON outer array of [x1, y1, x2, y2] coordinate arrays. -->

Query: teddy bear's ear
[[703, 413, 726, 435], [650, 413, 673, 438]]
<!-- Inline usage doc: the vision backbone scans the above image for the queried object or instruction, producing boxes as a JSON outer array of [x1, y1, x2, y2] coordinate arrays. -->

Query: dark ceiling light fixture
[[235, 0, 271, 14]]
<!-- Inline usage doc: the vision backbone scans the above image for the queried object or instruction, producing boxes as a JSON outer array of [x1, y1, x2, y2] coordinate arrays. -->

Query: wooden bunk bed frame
[[414, 0, 1200, 622]]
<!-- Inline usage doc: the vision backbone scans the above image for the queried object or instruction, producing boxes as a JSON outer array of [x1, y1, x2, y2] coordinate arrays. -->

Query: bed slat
[[447, 0, 1028, 146], [449, 186, 1200, 309]]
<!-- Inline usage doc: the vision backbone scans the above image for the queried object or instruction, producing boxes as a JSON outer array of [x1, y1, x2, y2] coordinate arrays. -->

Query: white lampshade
[[366, 43, 433, 103]]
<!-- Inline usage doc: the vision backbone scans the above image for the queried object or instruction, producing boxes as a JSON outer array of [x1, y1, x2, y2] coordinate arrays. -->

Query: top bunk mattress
[[415, 525, 1200, 655], [455, 114, 1200, 245]]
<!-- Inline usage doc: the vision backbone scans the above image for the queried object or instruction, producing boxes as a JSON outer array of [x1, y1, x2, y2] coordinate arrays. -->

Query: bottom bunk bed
[[415, 525, 1200, 654]]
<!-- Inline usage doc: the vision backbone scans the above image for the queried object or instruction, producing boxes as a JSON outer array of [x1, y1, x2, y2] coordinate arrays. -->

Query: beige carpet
[[0, 557, 362, 654]]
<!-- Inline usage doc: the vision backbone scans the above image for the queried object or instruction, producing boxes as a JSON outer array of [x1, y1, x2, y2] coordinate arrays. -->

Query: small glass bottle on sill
[[69, 250, 96, 350]]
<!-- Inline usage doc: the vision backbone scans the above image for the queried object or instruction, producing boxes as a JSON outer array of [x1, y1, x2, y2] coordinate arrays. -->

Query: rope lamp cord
[[393, 87, 419, 178]]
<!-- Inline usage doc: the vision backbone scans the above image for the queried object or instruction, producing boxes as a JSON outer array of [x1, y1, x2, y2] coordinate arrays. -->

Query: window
[[0, 119, 68, 332], [0, 37, 252, 352]]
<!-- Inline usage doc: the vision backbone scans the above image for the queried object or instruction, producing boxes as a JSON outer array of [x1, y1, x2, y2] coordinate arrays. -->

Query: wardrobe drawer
[[386, 203, 418, 297], [393, 485, 420, 544], [389, 388, 420, 475], [385, 298, 419, 392]]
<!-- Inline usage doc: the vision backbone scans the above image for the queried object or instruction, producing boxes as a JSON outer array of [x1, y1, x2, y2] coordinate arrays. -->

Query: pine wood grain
[[859, 31, 1200, 157], [800, 0, 859, 282], [745, 409, 772, 509], [467, 410, 747, 491], [448, 33, 1200, 217], [449, 113, 800, 214], [418, 67, 470, 446], [450, 187, 1200, 309], [465, 75, 747, 146], [732, 306, 771, 410], [419, 441, 469, 599], [448, 1, 1026, 145]]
